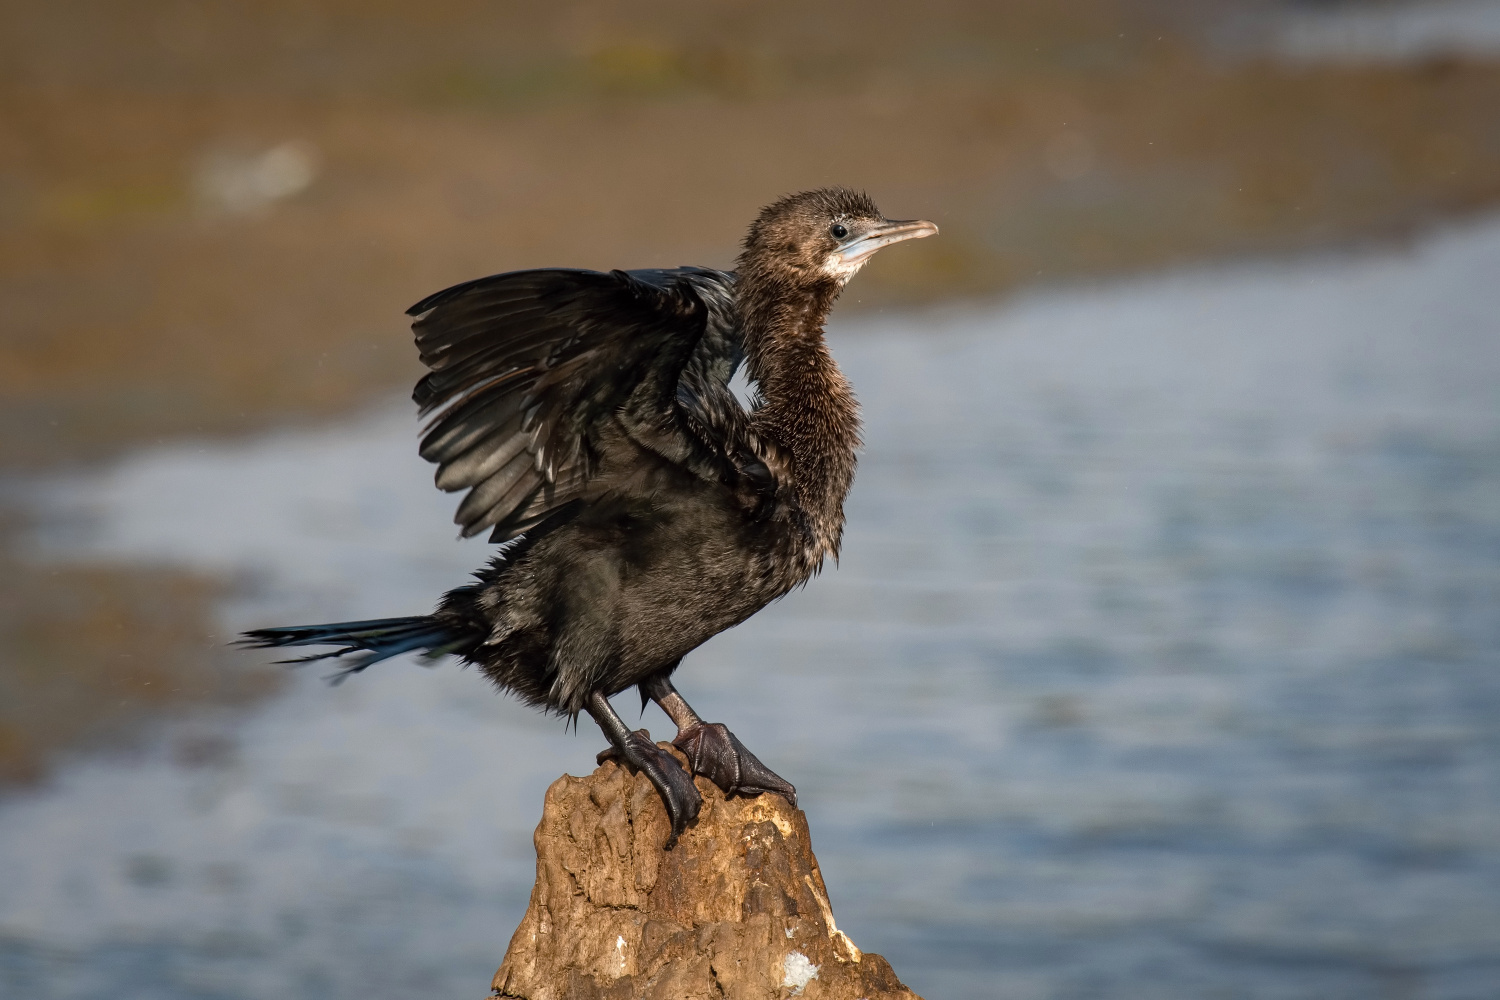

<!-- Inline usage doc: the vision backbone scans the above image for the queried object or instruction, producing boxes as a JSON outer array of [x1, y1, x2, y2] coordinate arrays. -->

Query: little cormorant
[[242, 188, 938, 846]]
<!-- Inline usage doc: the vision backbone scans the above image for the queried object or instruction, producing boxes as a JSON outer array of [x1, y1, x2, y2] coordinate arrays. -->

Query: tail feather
[[239, 615, 464, 683]]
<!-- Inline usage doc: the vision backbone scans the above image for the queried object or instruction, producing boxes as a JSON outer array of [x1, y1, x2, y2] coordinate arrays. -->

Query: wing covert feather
[[408, 266, 751, 541]]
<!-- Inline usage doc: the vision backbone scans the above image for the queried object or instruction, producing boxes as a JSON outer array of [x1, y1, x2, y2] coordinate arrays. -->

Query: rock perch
[[492, 743, 924, 1000]]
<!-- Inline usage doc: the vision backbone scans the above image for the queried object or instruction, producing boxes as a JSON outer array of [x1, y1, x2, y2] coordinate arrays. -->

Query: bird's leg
[[587, 690, 700, 847], [639, 673, 797, 807]]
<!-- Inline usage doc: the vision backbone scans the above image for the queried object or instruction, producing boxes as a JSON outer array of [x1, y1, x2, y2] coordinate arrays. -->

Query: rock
[[492, 743, 924, 1000]]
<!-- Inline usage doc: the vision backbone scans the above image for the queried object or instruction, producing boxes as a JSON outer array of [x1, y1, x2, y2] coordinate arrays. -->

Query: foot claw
[[598, 728, 701, 847], [673, 722, 797, 807]]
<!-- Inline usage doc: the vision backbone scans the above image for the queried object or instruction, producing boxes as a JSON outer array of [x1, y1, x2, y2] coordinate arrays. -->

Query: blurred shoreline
[[4, 2, 1500, 470]]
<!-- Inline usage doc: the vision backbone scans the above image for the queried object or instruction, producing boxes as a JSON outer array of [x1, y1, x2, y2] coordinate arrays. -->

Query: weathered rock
[[492, 743, 924, 1000]]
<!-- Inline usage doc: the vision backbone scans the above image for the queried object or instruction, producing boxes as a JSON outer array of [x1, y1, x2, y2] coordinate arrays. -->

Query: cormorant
[[242, 188, 937, 846]]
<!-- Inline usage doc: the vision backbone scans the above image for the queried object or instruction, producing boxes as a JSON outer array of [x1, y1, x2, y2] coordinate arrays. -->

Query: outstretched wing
[[409, 266, 748, 541]]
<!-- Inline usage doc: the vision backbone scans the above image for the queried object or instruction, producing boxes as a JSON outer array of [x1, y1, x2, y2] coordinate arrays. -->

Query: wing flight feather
[[408, 266, 751, 541]]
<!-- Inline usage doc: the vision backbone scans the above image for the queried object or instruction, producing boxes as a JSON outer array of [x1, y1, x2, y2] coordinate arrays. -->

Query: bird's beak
[[833, 218, 940, 270]]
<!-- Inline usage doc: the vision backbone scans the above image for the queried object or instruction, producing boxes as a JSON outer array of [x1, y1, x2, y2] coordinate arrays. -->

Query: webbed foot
[[596, 727, 701, 847], [673, 722, 797, 807]]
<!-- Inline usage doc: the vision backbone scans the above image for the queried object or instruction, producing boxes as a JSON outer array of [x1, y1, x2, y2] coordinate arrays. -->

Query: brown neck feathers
[[736, 266, 861, 557]]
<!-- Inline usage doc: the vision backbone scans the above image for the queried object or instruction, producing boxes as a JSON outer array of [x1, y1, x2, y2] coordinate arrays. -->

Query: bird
[[241, 188, 937, 847]]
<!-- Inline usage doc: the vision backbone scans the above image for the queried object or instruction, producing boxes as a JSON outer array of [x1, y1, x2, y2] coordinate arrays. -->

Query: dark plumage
[[242, 188, 937, 846]]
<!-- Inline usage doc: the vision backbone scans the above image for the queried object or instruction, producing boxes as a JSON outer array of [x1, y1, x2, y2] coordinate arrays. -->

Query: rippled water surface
[[3, 218, 1499, 999]]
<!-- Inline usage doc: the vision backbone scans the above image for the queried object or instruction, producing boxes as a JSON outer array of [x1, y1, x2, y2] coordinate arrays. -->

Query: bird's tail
[[238, 615, 472, 684]]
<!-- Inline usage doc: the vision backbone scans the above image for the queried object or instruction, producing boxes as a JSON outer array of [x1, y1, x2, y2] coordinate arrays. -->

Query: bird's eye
[[829, 223, 848, 240]]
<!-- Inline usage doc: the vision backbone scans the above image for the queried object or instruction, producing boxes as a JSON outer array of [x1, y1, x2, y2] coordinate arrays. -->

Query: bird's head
[[737, 188, 938, 288]]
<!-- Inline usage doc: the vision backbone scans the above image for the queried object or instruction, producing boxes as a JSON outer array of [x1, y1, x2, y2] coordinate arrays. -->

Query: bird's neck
[[739, 274, 861, 557]]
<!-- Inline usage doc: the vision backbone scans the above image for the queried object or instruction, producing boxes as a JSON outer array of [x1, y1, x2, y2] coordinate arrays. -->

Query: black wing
[[408, 266, 751, 541]]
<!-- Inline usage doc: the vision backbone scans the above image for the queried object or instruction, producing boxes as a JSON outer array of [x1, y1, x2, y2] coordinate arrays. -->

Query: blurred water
[[1272, 0, 1500, 63], [3, 215, 1500, 1000]]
